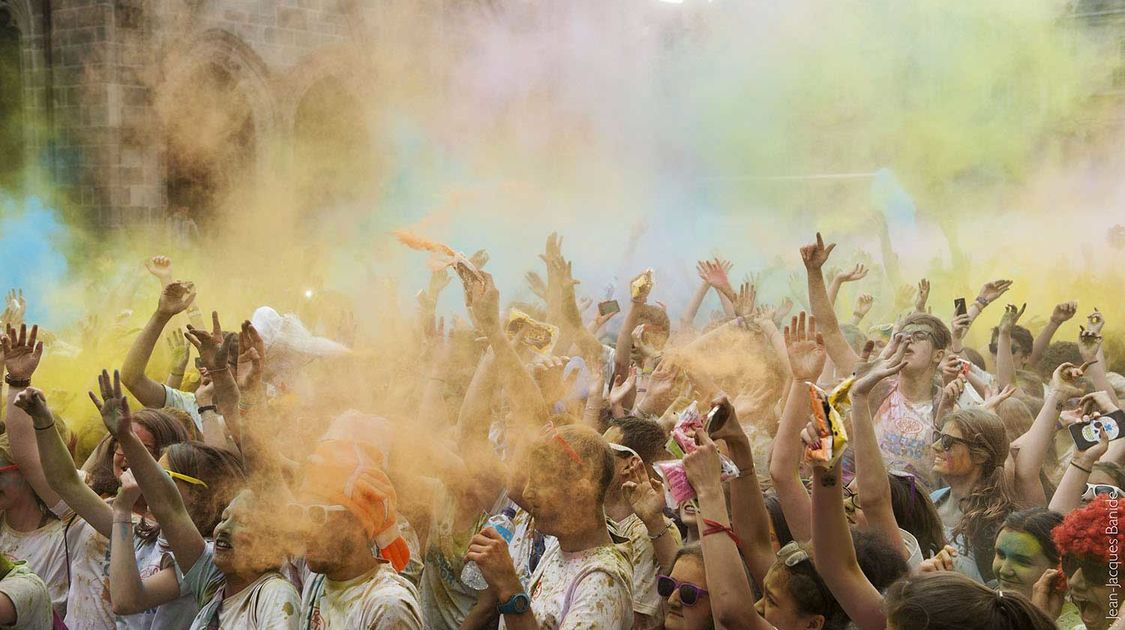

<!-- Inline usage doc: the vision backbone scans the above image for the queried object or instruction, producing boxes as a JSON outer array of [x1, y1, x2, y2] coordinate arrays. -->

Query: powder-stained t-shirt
[[300, 563, 422, 630], [163, 386, 202, 433], [0, 562, 53, 630], [418, 487, 485, 630], [607, 513, 678, 623], [500, 542, 633, 630], [0, 515, 87, 620], [122, 532, 199, 630], [55, 516, 114, 630], [179, 543, 301, 630], [874, 378, 937, 488]]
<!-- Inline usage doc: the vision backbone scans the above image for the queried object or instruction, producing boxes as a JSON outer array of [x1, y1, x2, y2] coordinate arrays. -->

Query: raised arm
[[1079, 314, 1123, 411], [163, 330, 190, 390], [1049, 425, 1109, 515], [466, 273, 549, 426], [1, 325, 62, 509], [827, 264, 869, 308], [1029, 301, 1076, 367], [683, 431, 773, 630], [849, 336, 908, 558], [613, 271, 651, 381], [185, 312, 242, 445], [850, 293, 874, 327], [995, 304, 1025, 390], [15, 388, 115, 537], [768, 312, 824, 544], [108, 470, 182, 614], [680, 261, 715, 331], [122, 281, 197, 408], [1008, 362, 1083, 506], [708, 397, 774, 587], [809, 461, 886, 630], [91, 370, 206, 573], [801, 233, 860, 374]]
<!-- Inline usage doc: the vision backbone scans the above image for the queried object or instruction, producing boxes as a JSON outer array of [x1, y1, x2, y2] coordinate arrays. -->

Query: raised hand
[[621, 463, 666, 524], [799, 232, 836, 271], [114, 469, 143, 513], [997, 303, 1027, 334], [13, 387, 51, 420], [89, 369, 132, 437], [609, 366, 638, 407], [1085, 307, 1105, 336], [2, 324, 43, 382], [184, 312, 234, 372], [1050, 361, 1094, 398], [525, 271, 547, 301], [237, 320, 265, 391], [853, 333, 908, 395], [157, 281, 197, 317], [682, 430, 723, 491], [1051, 301, 1078, 325], [1, 289, 26, 328], [836, 263, 868, 283], [166, 329, 190, 373], [950, 313, 971, 343], [465, 272, 500, 334], [784, 311, 826, 381], [976, 279, 1013, 307], [469, 249, 490, 271], [852, 293, 874, 320], [894, 284, 916, 309], [981, 385, 1017, 413], [144, 256, 174, 285], [1079, 325, 1103, 363], [915, 278, 931, 313], [734, 281, 756, 317], [942, 375, 966, 404], [697, 258, 734, 294]]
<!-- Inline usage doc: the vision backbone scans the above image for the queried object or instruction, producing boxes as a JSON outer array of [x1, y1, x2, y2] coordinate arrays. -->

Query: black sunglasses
[[932, 431, 971, 451], [657, 576, 708, 606]]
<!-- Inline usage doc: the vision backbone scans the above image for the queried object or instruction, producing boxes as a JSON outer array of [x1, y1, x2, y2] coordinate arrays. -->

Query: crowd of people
[[0, 229, 1121, 630]]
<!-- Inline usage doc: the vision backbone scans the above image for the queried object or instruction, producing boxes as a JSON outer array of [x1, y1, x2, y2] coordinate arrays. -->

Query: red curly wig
[[1053, 495, 1123, 585]]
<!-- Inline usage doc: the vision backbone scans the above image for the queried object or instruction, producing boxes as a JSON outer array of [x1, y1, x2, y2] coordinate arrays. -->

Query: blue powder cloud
[[0, 195, 71, 328]]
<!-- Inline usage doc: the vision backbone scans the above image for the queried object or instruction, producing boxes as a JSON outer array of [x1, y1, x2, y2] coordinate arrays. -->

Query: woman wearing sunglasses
[[929, 408, 1024, 583], [659, 544, 712, 630]]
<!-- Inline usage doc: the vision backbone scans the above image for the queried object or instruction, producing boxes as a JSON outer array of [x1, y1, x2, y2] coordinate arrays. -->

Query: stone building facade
[[0, 0, 432, 227]]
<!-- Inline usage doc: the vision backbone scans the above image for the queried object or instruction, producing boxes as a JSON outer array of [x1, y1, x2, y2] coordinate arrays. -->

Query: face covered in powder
[[991, 528, 1053, 599]]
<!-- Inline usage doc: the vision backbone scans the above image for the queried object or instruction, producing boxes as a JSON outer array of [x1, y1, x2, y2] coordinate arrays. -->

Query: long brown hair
[[165, 442, 246, 537], [89, 407, 193, 497], [941, 408, 1024, 581], [885, 572, 1055, 629]]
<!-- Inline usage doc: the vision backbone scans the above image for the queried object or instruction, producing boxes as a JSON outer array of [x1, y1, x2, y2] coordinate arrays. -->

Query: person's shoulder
[[361, 569, 423, 627], [0, 563, 52, 629]]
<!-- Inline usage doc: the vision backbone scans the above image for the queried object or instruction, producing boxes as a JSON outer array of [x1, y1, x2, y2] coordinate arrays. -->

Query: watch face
[[513, 594, 530, 614]]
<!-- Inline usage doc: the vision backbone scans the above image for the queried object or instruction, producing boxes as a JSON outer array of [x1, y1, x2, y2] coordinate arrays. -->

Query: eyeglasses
[[164, 469, 208, 488], [1062, 555, 1110, 585], [932, 431, 971, 452], [1082, 483, 1124, 501], [286, 503, 349, 526], [901, 328, 934, 344], [657, 576, 709, 606]]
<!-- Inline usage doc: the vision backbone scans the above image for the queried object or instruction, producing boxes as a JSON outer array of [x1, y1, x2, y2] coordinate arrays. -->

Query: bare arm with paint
[[769, 312, 824, 544], [710, 397, 775, 588], [684, 431, 773, 630], [122, 281, 197, 409], [109, 471, 182, 614], [1049, 427, 1109, 515], [801, 233, 860, 375], [810, 462, 886, 630], [184, 312, 242, 447], [1, 326, 63, 509], [850, 336, 908, 558], [1009, 365, 1080, 506], [18, 388, 116, 537], [995, 304, 1025, 391]]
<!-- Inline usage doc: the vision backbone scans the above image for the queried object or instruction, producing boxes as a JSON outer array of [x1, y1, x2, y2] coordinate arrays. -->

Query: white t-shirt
[[300, 564, 422, 630], [56, 517, 114, 630], [0, 562, 52, 630], [121, 532, 198, 630], [179, 543, 301, 630], [163, 386, 202, 433], [500, 542, 633, 630], [607, 514, 677, 621], [0, 515, 86, 620]]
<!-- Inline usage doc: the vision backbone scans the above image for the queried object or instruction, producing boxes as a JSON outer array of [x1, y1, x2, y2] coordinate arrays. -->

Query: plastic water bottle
[[461, 507, 517, 590]]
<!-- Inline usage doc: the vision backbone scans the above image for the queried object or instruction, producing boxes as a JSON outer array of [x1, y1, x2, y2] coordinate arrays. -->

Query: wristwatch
[[497, 592, 531, 615]]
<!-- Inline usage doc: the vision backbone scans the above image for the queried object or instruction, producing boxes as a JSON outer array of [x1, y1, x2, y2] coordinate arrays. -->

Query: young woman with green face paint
[[992, 508, 1062, 599]]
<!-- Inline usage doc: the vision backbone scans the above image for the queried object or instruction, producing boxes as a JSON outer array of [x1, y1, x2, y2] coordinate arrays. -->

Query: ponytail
[[885, 572, 1055, 630]]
